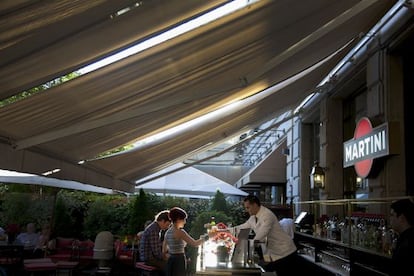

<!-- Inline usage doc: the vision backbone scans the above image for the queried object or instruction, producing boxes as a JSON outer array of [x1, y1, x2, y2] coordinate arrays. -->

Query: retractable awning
[[0, 0, 397, 193]]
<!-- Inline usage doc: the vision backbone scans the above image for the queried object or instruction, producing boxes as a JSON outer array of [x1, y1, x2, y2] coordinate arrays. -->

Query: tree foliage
[[0, 185, 247, 247], [95, 144, 134, 158], [211, 190, 228, 213], [0, 192, 54, 228], [82, 195, 129, 239], [0, 72, 80, 107], [127, 189, 152, 234]]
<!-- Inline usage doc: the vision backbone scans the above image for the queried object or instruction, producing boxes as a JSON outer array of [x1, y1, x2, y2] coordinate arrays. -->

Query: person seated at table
[[5, 223, 20, 244], [0, 226, 7, 244], [33, 223, 51, 258], [139, 210, 171, 275], [16, 222, 40, 249], [136, 220, 153, 246]]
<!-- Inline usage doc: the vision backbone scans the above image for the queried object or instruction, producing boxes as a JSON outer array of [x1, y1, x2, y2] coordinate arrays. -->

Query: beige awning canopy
[[0, 0, 396, 193]]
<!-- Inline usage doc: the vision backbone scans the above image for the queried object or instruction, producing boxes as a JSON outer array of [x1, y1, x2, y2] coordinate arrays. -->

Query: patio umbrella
[[0, 169, 114, 194], [136, 164, 247, 198]]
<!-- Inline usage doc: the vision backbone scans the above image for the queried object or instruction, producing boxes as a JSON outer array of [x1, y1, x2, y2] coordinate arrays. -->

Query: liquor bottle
[[210, 216, 217, 233], [210, 216, 216, 226]]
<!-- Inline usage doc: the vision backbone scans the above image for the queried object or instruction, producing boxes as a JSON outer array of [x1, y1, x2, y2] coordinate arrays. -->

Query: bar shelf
[[293, 196, 413, 275]]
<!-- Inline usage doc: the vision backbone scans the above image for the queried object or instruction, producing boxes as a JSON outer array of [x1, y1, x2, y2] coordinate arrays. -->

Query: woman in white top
[[162, 207, 207, 276]]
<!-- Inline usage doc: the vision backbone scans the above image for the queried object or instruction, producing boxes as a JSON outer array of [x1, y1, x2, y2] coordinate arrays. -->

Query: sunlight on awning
[[0, 169, 115, 194]]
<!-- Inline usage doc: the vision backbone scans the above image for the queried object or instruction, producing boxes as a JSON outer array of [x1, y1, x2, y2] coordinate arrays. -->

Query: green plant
[[82, 195, 129, 239], [127, 189, 151, 234], [211, 190, 228, 213], [0, 192, 54, 229], [190, 211, 231, 239]]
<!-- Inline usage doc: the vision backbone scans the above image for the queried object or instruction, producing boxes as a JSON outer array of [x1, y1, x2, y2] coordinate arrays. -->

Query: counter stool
[[135, 262, 159, 276]]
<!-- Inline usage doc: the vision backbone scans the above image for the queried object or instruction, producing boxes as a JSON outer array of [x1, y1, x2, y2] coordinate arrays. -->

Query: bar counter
[[195, 240, 264, 276], [196, 262, 264, 275], [294, 231, 392, 275]]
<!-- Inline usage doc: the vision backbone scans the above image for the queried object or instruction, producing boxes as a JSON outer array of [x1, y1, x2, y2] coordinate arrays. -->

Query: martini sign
[[343, 117, 389, 178]]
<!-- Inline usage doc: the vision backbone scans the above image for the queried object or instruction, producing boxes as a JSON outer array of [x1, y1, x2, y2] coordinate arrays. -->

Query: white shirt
[[16, 232, 40, 248], [279, 218, 295, 239], [234, 205, 297, 261]]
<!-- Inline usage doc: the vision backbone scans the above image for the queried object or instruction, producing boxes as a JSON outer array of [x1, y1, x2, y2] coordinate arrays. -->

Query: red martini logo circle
[[353, 117, 373, 178]]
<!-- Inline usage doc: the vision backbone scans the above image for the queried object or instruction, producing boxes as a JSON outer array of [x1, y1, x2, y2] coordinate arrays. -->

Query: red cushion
[[56, 238, 75, 247], [118, 250, 133, 257], [24, 262, 57, 271], [56, 261, 79, 269], [48, 253, 72, 262], [135, 262, 157, 271], [56, 238, 75, 255], [78, 239, 94, 257], [24, 258, 53, 264]]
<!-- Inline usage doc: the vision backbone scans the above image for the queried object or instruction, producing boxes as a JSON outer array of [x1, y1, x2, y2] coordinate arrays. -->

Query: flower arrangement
[[202, 222, 238, 265], [210, 222, 237, 253]]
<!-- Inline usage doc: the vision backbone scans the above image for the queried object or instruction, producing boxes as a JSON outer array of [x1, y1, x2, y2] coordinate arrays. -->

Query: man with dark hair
[[389, 198, 414, 276], [139, 210, 171, 274], [232, 195, 298, 276]]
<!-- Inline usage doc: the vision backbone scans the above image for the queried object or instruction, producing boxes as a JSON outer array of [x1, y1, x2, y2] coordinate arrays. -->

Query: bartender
[[231, 195, 298, 276]]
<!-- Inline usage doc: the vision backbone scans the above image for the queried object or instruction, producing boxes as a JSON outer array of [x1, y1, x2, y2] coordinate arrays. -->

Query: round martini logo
[[343, 117, 389, 178], [353, 117, 373, 178]]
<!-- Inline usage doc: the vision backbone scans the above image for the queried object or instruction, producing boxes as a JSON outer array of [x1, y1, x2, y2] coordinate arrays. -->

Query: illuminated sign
[[343, 117, 389, 178]]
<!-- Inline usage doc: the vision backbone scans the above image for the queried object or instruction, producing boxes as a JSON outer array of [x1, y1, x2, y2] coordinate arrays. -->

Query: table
[[0, 244, 24, 275], [196, 262, 264, 275]]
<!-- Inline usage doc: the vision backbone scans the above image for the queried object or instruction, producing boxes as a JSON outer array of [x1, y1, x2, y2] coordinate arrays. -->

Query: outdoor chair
[[92, 231, 114, 275]]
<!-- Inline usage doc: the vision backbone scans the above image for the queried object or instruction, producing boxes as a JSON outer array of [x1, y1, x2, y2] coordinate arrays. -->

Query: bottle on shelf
[[381, 225, 392, 255]]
